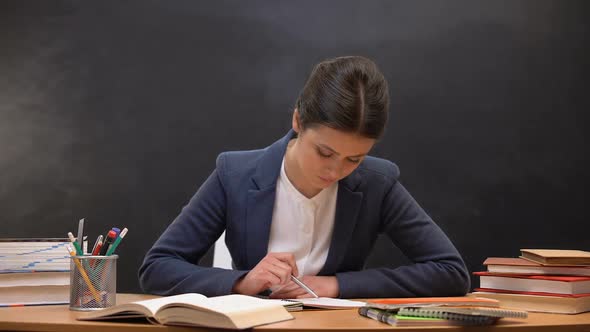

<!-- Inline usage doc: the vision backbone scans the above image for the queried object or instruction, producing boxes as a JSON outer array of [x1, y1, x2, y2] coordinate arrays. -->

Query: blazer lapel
[[319, 170, 363, 275], [244, 187, 276, 268], [244, 130, 295, 268]]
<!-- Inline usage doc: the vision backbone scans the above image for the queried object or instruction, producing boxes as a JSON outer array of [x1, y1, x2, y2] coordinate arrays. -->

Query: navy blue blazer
[[139, 131, 470, 298]]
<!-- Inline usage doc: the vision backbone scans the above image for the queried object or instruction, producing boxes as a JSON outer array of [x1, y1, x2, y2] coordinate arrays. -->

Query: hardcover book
[[0, 285, 69, 307], [470, 291, 590, 314], [0, 238, 70, 272], [520, 249, 590, 266], [475, 272, 590, 295], [0, 271, 69, 287], [484, 257, 590, 276]]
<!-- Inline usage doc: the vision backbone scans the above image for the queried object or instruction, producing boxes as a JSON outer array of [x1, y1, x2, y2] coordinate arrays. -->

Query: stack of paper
[[0, 238, 71, 306]]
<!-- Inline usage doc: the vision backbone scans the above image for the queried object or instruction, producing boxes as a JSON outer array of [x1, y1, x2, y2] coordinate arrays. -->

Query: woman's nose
[[325, 159, 342, 178]]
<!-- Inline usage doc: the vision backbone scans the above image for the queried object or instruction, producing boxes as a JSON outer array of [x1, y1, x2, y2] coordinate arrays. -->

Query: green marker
[[106, 228, 128, 256]]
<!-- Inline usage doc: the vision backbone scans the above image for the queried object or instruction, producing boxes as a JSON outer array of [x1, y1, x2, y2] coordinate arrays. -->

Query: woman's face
[[289, 122, 375, 196]]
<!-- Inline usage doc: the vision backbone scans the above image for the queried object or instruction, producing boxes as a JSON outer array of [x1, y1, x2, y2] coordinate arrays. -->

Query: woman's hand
[[268, 275, 339, 299], [232, 252, 298, 296]]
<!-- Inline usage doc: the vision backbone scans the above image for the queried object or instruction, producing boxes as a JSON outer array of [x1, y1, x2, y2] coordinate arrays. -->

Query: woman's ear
[[292, 109, 301, 133]]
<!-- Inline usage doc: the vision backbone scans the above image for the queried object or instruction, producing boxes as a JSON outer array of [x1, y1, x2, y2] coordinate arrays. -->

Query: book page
[[137, 293, 208, 316], [156, 295, 294, 329], [79, 295, 205, 321], [189, 294, 286, 315], [295, 297, 366, 309], [259, 298, 303, 311]]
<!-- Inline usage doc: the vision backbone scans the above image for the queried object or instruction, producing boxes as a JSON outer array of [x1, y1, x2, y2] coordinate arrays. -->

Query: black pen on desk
[[290, 275, 319, 298], [98, 230, 117, 256]]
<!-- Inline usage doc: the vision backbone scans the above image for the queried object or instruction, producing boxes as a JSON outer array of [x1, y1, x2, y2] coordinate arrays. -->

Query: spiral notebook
[[358, 307, 497, 326], [398, 306, 528, 320]]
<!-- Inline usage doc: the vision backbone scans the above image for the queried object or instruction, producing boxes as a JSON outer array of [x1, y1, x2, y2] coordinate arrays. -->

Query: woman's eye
[[347, 158, 361, 164], [317, 149, 332, 158]]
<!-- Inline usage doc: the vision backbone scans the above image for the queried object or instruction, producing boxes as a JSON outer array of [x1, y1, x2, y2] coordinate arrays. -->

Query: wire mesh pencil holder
[[69, 255, 117, 311]]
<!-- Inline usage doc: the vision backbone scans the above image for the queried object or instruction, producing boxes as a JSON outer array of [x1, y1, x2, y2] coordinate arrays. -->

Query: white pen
[[290, 275, 319, 298]]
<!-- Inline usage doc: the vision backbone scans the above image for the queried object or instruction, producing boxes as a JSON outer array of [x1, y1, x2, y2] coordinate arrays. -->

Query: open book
[[78, 293, 293, 329]]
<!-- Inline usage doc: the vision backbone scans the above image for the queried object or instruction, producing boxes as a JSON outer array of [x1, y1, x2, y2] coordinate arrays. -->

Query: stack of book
[[472, 249, 590, 314], [0, 238, 71, 306], [358, 297, 527, 327]]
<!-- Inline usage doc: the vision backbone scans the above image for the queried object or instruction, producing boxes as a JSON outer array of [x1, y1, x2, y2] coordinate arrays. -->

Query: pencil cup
[[69, 255, 118, 311]]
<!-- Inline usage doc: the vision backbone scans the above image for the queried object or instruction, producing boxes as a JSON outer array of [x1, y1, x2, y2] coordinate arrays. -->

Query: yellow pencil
[[67, 246, 102, 304]]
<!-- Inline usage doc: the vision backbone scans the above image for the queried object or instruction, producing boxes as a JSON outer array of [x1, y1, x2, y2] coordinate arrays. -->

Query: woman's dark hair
[[295, 56, 390, 139]]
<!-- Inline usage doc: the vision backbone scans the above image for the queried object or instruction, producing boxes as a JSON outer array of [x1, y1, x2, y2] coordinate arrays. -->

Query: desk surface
[[1, 294, 590, 332]]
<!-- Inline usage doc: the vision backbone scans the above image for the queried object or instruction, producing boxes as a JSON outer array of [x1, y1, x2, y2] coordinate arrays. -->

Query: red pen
[[90, 240, 103, 268], [92, 241, 103, 256]]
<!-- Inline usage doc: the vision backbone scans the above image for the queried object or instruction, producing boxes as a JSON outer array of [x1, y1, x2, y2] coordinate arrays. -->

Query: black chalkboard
[[1, 0, 588, 293]]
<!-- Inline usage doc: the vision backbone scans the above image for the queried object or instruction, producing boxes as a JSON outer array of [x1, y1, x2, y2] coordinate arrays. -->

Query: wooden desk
[[1, 294, 590, 332]]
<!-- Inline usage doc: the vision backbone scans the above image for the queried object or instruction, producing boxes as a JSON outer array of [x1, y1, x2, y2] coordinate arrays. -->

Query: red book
[[470, 291, 590, 314], [475, 271, 590, 295], [483, 257, 590, 276], [475, 288, 590, 298]]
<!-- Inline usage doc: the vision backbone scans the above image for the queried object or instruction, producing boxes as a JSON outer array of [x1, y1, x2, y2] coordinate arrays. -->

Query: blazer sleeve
[[138, 167, 248, 297], [335, 179, 471, 298]]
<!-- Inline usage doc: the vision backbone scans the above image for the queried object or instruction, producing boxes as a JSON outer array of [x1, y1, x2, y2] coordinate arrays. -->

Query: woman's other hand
[[232, 252, 298, 295]]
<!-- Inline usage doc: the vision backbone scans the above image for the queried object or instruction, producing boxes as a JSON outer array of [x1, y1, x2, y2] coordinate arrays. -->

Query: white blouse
[[267, 158, 338, 277]]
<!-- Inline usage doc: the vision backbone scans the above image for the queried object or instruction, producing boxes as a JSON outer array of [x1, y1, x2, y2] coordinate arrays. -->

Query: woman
[[139, 56, 470, 299]]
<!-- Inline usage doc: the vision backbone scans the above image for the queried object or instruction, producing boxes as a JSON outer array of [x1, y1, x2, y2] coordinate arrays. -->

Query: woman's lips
[[319, 176, 336, 184]]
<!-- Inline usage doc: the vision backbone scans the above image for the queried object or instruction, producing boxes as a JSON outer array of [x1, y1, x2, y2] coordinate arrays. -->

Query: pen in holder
[[69, 254, 118, 311]]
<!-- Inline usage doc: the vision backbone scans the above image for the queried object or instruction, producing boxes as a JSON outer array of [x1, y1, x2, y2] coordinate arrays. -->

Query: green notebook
[[398, 306, 528, 319], [358, 307, 498, 326]]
